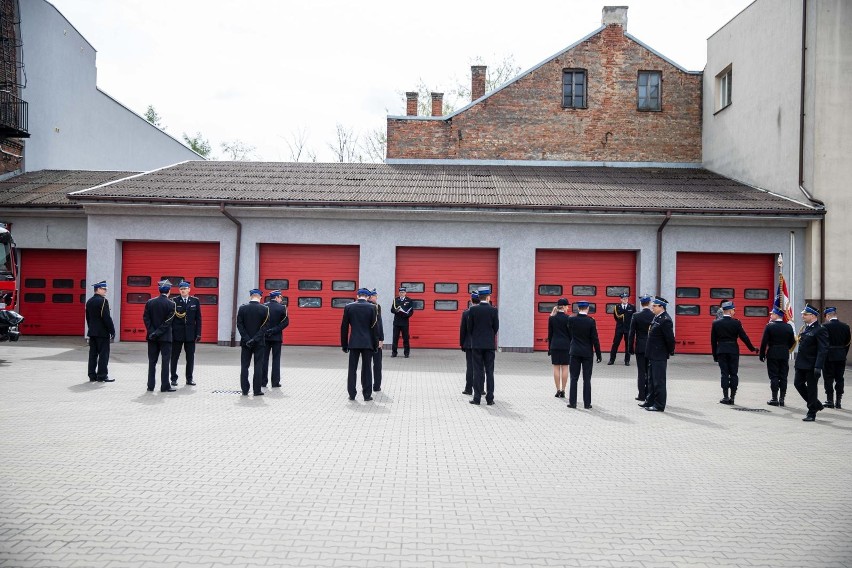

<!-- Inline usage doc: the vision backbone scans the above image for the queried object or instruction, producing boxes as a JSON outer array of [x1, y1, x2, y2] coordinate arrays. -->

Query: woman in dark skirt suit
[[547, 298, 572, 397]]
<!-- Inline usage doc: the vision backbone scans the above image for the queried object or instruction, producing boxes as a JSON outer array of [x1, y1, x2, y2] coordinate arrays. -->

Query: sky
[[45, 0, 754, 162]]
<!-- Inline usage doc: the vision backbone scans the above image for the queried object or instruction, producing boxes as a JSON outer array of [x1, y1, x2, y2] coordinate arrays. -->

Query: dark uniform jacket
[[143, 294, 176, 342], [547, 312, 572, 351], [567, 314, 601, 358], [645, 311, 675, 360], [237, 300, 269, 347], [263, 300, 290, 342], [391, 296, 414, 327], [759, 320, 796, 360], [627, 308, 654, 354], [460, 308, 472, 349], [824, 318, 851, 362], [172, 295, 202, 342], [711, 316, 756, 358], [341, 299, 379, 350], [467, 302, 499, 350], [85, 294, 115, 338], [612, 302, 636, 332], [794, 322, 829, 370], [373, 303, 385, 342]]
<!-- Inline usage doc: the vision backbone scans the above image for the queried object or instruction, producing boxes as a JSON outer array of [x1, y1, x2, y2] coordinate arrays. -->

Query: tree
[[328, 123, 362, 163], [284, 127, 313, 162], [143, 105, 165, 129], [360, 127, 387, 163], [182, 132, 212, 158], [220, 140, 257, 161]]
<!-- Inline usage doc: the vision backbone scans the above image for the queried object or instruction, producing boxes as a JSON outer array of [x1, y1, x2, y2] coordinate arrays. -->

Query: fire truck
[[0, 223, 23, 341]]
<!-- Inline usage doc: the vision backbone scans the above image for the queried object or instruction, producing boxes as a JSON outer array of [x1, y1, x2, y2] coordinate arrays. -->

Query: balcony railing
[[0, 90, 28, 138]]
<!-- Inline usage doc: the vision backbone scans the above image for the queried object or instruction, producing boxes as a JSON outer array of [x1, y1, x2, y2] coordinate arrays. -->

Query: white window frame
[[716, 66, 732, 111]]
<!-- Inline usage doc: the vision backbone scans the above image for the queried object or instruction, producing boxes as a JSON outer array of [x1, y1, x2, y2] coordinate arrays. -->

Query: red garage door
[[19, 249, 87, 335], [121, 241, 220, 343], [259, 244, 359, 346], [675, 252, 774, 354], [533, 249, 637, 351], [395, 247, 498, 349]]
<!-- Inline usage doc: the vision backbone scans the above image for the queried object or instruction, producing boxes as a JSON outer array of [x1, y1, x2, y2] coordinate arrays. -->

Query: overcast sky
[[45, 0, 753, 162]]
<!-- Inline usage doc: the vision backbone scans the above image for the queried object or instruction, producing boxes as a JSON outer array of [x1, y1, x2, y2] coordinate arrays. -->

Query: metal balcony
[[0, 89, 28, 138]]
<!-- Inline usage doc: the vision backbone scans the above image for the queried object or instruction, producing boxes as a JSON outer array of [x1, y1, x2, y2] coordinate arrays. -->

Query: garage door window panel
[[25, 278, 45, 288], [468, 283, 492, 294], [332, 281, 356, 291], [52, 294, 74, 303], [264, 279, 289, 290], [744, 289, 769, 300], [24, 293, 45, 303], [332, 298, 352, 308], [194, 277, 218, 288], [401, 282, 425, 293], [676, 305, 700, 316], [539, 302, 557, 313], [127, 276, 151, 287], [160, 276, 185, 287], [127, 293, 151, 304], [298, 297, 322, 308], [434, 300, 458, 311], [676, 287, 700, 298], [197, 294, 218, 305], [53, 279, 74, 289], [538, 285, 562, 296], [572, 285, 596, 296], [710, 288, 734, 299], [606, 286, 630, 297], [744, 306, 768, 317]]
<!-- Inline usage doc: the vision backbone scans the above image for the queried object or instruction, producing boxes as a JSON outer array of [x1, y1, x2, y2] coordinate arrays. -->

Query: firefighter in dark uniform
[[170, 281, 202, 387], [236, 289, 269, 396], [261, 290, 289, 389], [759, 307, 797, 406], [642, 296, 675, 412], [547, 298, 572, 398], [566, 300, 602, 409], [822, 307, 850, 409], [608, 292, 635, 366], [341, 287, 379, 401], [390, 286, 413, 357], [711, 300, 758, 405], [794, 303, 829, 421], [368, 289, 384, 392], [85, 280, 115, 383], [143, 281, 176, 392], [467, 286, 499, 406], [627, 295, 654, 402], [460, 291, 480, 395]]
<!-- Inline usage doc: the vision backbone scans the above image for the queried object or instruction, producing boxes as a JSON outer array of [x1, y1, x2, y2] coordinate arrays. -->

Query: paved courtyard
[[1, 337, 850, 568]]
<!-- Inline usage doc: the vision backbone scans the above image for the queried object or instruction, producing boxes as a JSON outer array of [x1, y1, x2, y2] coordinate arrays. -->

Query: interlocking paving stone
[[1, 337, 851, 568]]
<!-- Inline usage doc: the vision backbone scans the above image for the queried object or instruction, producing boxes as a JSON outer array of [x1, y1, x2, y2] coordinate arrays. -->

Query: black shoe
[[635, 396, 644, 401], [836, 401, 843, 409], [373, 387, 381, 392], [261, 383, 268, 388], [391, 353, 398, 358], [802, 413, 816, 422], [555, 391, 561, 398], [584, 404, 593, 409], [470, 400, 480, 405], [486, 400, 495, 406], [638, 402, 651, 408], [767, 399, 780, 406], [824, 400, 835, 409], [567, 403, 576, 408], [271, 384, 281, 388], [607, 361, 615, 366], [186, 380, 196, 386], [161, 388, 177, 392], [719, 397, 732, 405], [404, 354, 409, 358], [254, 392, 264, 396], [242, 392, 249, 396], [559, 391, 565, 398], [89, 377, 98, 382], [462, 389, 472, 395], [146, 388, 154, 392], [779, 397, 785, 407], [101, 377, 115, 383], [645, 405, 663, 412], [364, 396, 373, 401], [349, 396, 356, 401], [170, 379, 178, 386], [624, 361, 630, 366]]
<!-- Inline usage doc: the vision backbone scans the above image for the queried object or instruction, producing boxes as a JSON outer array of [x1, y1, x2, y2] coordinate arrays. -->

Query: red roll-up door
[[675, 252, 774, 354], [19, 249, 87, 335], [395, 247, 499, 349], [533, 249, 637, 351], [259, 244, 359, 346], [121, 241, 220, 343]]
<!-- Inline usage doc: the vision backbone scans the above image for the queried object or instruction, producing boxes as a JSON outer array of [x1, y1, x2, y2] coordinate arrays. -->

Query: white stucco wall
[[19, 0, 201, 172]]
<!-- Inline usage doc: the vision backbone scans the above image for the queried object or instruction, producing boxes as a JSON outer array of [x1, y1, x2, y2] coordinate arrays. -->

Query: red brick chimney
[[471, 65, 487, 101], [602, 6, 628, 29], [406, 92, 418, 116], [430, 92, 444, 116]]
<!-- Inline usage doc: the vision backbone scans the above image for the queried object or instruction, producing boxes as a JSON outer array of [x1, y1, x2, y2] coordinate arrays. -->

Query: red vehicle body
[[0, 224, 16, 310]]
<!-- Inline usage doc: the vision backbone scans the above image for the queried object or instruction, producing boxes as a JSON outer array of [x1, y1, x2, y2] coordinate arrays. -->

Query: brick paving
[[1, 337, 850, 568]]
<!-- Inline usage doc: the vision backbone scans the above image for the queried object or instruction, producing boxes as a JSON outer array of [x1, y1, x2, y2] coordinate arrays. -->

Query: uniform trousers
[[568, 356, 593, 406], [471, 349, 495, 403], [392, 325, 410, 356], [634, 352, 648, 399], [88, 337, 110, 380], [240, 342, 265, 395], [262, 340, 282, 387], [464, 349, 474, 392], [147, 340, 172, 391], [372, 348, 383, 389], [794, 368, 824, 414], [766, 357, 789, 398], [170, 340, 196, 382], [609, 329, 630, 363], [347, 349, 373, 398], [823, 361, 846, 401], [717, 353, 740, 391], [647, 359, 668, 410]]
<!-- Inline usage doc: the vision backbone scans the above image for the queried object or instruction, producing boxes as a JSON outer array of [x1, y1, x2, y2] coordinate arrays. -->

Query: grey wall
[[0, 214, 87, 249], [20, 0, 201, 172]]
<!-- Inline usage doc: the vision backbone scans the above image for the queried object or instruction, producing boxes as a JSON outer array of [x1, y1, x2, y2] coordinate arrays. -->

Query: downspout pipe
[[656, 211, 672, 296], [220, 203, 241, 347], [798, 0, 826, 309]]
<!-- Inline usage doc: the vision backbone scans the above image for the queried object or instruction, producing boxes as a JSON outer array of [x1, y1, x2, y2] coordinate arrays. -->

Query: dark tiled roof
[[0, 170, 139, 207], [67, 161, 816, 215]]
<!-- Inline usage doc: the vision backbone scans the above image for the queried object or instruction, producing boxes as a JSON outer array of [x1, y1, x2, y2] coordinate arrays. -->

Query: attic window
[[562, 69, 587, 109]]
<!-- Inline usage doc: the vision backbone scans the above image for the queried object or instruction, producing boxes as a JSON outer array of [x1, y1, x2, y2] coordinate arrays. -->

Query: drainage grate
[[732, 407, 771, 413], [211, 390, 243, 394]]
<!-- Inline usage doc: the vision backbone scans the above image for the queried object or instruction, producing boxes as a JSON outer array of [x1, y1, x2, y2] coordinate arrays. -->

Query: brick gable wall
[[387, 25, 702, 162]]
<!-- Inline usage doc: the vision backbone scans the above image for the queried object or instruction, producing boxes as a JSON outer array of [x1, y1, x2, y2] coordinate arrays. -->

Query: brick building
[[387, 7, 702, 164]]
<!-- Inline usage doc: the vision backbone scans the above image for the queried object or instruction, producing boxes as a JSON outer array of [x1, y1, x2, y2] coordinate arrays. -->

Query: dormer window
[[562, 69, 587, 109]]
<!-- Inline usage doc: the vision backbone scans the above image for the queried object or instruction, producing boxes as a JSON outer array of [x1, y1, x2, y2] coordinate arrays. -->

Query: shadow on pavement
[[484, 401, 524, 420], [132, 392, 164, 405], [588, 406, 635, 424], [661, 406, 726, 429], [347, 400, 391, 414], [67, 382, 106, 393], [236, 396, 267, 407]]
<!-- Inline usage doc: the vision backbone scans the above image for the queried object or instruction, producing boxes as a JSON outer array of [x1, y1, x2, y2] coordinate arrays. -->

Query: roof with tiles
[[0, 170, 139, 208], [66, 161, 817, 216]]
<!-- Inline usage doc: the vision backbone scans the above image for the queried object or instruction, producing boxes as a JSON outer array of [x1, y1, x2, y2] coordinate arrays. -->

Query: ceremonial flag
[[774, 255, 793, 322]]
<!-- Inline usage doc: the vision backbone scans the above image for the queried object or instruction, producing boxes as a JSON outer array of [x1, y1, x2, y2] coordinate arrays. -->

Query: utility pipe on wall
[[219, 204, 241, 347], [656, 211, 672, 296]]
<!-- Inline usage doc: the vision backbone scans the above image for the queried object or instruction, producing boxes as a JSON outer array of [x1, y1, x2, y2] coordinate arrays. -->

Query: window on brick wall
[[562, 69, 587, 109], [637, 71, 662, 111], [716, 66, 732, 111]]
